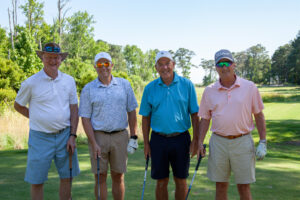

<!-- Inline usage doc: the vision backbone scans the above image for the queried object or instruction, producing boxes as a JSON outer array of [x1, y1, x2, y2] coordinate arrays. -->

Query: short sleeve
[[188, 81, 199, 114], [198, 88, 212, 119], [251, 84, 264, 114], [125, 80, 138, 112], [139, 86, 151, 116], [15, 80, 31, 106], [69, 78, 78, 105], [78, 85, 92, 118]]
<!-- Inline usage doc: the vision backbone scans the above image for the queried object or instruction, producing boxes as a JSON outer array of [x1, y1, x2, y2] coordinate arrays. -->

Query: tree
[[200, 59, 216, 86], [0, 27, 9, 58], [123, 45, 144, 75], [63, 11, 95, 59], [174, 48, 195, 79], [286, 31, 300, 85], [108, 43, 127, 72], [57, 0, 70, 45], [271, 44, 292, 84]]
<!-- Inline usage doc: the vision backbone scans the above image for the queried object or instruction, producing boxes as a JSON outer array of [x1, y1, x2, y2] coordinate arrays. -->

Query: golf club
[[185, 144, 207, 200], [69, 151, 73, 200], [97, 153, 100, 200], [141, 155, 149, 200]]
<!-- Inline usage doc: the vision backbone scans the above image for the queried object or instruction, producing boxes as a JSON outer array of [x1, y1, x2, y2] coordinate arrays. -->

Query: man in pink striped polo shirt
[[197, 49, 267, 200]]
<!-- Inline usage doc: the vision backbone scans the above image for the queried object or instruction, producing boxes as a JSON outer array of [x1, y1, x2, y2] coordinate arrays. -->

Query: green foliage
[[200, 59, 216, 85], [287, 32, 300, 85], [174, 48, 195, 79], [109, 44, 127, 72], [11, 27, 42, 76], [0, 88, 17, 113], [123, 45, 144, 75], [63, 11, 95, 59], [0, 58, 25, 91], [0, 27, 8, 58]]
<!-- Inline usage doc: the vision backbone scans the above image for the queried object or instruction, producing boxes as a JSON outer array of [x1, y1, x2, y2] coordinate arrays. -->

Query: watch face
[[131, 135, 138, 139]]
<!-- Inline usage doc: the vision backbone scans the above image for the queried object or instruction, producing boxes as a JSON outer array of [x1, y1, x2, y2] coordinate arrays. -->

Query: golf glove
[[127, 136, 138, 154], [256, 140, 267, 160]]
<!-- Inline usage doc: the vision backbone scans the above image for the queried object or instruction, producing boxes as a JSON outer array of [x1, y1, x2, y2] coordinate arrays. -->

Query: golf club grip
[[69, 152, 72, 169], [145, 155, 149, 170], [195, 144, 206, 171]]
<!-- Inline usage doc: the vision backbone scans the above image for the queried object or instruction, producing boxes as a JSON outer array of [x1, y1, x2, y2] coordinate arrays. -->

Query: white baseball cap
[[94, 52, 112, 65], [155, 51, 174, 64]]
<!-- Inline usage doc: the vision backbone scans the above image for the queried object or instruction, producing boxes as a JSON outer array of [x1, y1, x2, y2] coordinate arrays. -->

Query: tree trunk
[[8, 8, 14, 50]]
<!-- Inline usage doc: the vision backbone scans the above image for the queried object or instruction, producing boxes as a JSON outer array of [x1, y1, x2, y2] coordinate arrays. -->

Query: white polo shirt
[[15, 69, 78, 133]]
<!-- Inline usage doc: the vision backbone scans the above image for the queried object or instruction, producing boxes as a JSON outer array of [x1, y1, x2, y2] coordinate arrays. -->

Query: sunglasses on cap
[[216, 61, 233, 68], [44, 46, 60, 53], [96, 62, 111, 68]]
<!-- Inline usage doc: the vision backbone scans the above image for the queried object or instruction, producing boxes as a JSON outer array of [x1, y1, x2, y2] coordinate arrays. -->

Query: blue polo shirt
[[139, 72, 199, 134]]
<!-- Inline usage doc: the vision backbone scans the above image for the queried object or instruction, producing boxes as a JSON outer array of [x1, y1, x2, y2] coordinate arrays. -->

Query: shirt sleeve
[[15, 80, 31, 106], [198, 88, 212, 120], [69, 78, 78, 105], [78, 85, 92, 118], [251, 84, 264, 114], [188, 81, 199, 114], [139, 85, 151, 116], [125, 80, 138, 112]]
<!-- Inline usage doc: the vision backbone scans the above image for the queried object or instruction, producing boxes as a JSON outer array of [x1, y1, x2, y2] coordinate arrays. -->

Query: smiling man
[[139, 51, 199, 200], [79, 52, 138, 200], [197, 49, 267, 200], [14, 42, 80, 200]]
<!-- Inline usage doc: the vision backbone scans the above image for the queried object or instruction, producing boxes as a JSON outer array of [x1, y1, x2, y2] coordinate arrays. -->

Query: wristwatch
[[70, 133, 77, 138], [130, 135, 138, 139]]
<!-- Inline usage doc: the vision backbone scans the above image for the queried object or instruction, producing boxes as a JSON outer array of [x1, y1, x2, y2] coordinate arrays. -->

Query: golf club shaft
[[69, 151, 73, 200], [141, 155, 149, 200], [97, 155, 100, 200], [185, 144, 206, 200]]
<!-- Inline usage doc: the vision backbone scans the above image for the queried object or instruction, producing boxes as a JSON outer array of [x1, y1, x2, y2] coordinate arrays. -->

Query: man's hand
[[67, 136, 76, 154], [197, 143, 206, 160], [256, 140, 267, 160], [127, 135, 138, 154], [190, 139, 198, 158], [144, 142, 151, 159], [92, 142, 101, 160]]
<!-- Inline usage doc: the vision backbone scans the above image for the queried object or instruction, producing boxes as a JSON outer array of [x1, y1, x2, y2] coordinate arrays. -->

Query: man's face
[[215, 58, 235, 80], [155, 57, 175, 81], [94, 58, 113, 79], [42, 53, 62, 71]]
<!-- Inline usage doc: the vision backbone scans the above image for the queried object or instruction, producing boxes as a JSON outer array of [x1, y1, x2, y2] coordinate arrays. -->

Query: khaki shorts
[[88, 130, 129, 174], [207, 133, 256, 184]]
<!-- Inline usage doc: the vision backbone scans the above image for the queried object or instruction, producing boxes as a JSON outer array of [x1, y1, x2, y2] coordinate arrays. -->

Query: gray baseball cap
[[214, 49, 234, 65]]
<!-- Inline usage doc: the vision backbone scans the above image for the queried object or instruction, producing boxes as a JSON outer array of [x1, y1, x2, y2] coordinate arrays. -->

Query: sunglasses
[[96, 62, 111, 68], [216, 61, 233, 68], [44, 46, 60, 53]]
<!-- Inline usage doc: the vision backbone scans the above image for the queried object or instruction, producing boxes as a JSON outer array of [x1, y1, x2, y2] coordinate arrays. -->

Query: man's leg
[[156, 177, 169, 200], [111, 170, 125, 200], [173, 176, 187, 200], [94, 173, 108, 200], [216, 182, 229, 200], [31, 184, 43, 200], [237, 184, 252, 200], [59, 178, 71, 200]]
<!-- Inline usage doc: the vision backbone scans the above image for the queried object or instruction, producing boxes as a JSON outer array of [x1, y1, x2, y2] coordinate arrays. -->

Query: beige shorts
[[88, 130, 129, 174], [207, 133, 256, 184]]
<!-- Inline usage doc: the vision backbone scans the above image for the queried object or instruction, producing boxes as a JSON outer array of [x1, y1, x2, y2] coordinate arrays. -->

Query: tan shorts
[[207, 133, 256, 184], [88, 130, 129, 174]]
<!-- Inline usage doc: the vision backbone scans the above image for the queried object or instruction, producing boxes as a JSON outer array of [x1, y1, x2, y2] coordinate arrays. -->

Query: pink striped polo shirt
[[198, 76, 264, 136]]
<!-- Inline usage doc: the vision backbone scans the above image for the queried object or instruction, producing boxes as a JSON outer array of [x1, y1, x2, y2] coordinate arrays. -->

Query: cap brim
[[215, 57, 234, 65], [36, 51, 69, 61]]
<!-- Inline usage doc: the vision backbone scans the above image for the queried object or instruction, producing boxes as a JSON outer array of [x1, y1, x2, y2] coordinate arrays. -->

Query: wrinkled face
[[155, 57, 175, 81], [42, 53, 62, 71], [94, 58, 113, 79], [215, 58, 236, 80]]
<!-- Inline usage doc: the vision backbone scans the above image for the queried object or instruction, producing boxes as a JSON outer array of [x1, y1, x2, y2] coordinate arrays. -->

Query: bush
[[0, 88, 17, 113]]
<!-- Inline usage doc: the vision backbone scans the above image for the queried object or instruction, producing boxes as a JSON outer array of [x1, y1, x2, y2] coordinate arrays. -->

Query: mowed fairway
[[0, 87, 300, 199]]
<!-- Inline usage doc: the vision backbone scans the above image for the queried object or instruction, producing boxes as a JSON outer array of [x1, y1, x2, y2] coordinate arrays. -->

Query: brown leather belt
[[213, 132, 250, 139], [153, 130, 187, 138], [95, 129, 125, 134]]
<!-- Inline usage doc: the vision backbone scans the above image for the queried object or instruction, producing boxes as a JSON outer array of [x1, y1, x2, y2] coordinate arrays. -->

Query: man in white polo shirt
[[14, 42, 80, 200]]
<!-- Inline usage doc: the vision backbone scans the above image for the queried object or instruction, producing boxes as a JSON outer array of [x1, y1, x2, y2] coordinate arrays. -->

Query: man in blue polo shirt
[[139, 50, 199, 200]]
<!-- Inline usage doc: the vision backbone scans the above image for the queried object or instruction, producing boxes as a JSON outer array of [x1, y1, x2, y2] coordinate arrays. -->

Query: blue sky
[[1, 0, 300, 83]]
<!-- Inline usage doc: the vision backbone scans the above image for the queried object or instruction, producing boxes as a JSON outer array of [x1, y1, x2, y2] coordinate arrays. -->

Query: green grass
[[1, 86, 300, 199]]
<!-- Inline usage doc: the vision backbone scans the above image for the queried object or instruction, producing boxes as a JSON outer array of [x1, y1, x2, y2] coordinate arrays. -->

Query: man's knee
[[32, 183, 43, 189], [111, 171, 124, 184], [95, 173, 107, 184], [157, 177, 169, 188], [173, 176, 187, 187], [237, 184, 250, 191]]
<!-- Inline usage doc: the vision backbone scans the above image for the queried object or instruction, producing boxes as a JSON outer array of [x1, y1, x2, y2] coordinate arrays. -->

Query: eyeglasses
[[216, 61, 233, 68], [44, 46, 61, 53], [157, 62, 173, 68], [96, 62, 111, 68]]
